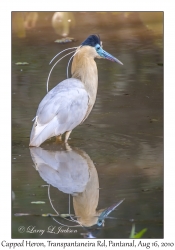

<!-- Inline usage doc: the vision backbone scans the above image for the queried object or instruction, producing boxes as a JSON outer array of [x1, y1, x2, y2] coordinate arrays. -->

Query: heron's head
[[97, 199, 125, 227], [81, 34, 123, 65]]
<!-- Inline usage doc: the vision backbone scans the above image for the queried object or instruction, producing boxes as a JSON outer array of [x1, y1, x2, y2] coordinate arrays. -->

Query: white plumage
[[30, 79, 88, 147], [29, 34, 122, 147], [30, 147, 90, 194]]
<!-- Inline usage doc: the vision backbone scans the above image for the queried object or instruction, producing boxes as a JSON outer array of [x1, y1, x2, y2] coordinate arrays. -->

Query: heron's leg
[[55, 134, 62, 142], [65, 130, 72, 142]]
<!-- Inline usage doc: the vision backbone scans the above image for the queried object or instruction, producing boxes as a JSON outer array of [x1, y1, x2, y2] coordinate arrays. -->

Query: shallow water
[[12, 12, 163, 239]]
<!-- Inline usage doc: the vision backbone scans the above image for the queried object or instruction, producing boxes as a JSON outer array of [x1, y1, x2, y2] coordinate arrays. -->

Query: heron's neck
[[73, 159, 99, 227], [71, 49, 98, 106]]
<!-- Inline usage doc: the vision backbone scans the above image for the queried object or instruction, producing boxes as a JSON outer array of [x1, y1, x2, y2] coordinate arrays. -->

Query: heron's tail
[[29, 116, 56, 147]]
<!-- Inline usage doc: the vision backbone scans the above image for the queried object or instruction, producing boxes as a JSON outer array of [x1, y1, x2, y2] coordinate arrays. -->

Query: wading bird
[[29, 34, 123, 147]]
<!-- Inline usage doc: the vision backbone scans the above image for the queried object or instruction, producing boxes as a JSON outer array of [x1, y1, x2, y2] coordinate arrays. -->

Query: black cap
[[81, 34, 101, 47]]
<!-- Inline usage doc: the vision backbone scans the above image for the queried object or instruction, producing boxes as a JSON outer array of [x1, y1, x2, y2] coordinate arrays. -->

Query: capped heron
[[29, 34, 123, 147]]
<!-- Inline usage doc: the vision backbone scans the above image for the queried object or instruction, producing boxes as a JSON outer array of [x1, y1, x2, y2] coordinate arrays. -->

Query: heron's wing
[[36, 78, 87, 124], [30, 78, 89, 146], [30, 147, 89, 194]]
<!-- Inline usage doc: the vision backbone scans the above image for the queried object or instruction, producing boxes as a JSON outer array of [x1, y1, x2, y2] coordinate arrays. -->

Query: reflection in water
[[24, 12, 38, 30], [52, 12, 75, 37], [12, 190, 15, 201], [12, 11, 75, 39], [12, 12, 38, 38], [30, 145, 124, 238]]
